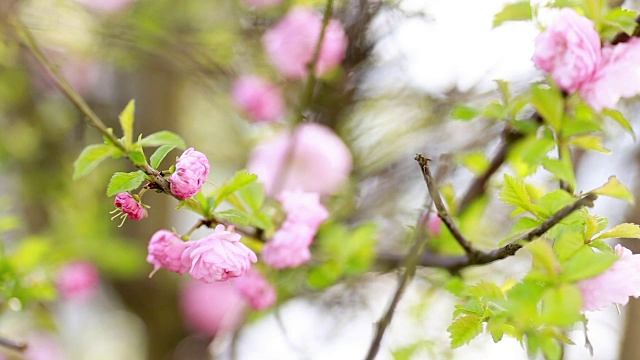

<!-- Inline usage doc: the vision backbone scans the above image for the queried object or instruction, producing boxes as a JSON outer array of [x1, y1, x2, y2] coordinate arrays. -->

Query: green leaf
[[448, 315, 483, 348], [307, 262, 341, 289], [119, 100, 135, 149], [495, 79, 511, 105], [482, 101, 507, 119], [527, 333, 562, 360], [236, 182, 265, 212], [493, 1, 532, 27], [540, 284, 583, 326], [567, 135, 610, 153], [150, 145, 176, 168], [453, 299, 485, 318], [595, 223, 640, 240], [561, 245, 619, 282], [553, 231, 585, 261], [602, 109, 635, 139], [541, 157, 576, 191], [73, 144, 119, 180], [585, 215, 608, 240], [458, 152, 490, 175], [499, 174, 541, 218], [213, 209, 251, 226], [212, 170, 258, 210], [139, 131, 187, 149], [128, 149, 147, 166], [527, 239, 559, 277], [467, 281, 504, 301], [451, 105, 480, 121], [106, 171, 146, 196], [590, 176, 634, 204], [604, 8, 639, 35], [531, 84, 564, 130]]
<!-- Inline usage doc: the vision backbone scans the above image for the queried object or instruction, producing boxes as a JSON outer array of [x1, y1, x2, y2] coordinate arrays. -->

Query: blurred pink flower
[[428, 215, 442, 236], [170, 148, 210, 199], [532, 8, 601, 93], [263, 7, 348, 79], [247, 123, 352, 195], [180, 281, 246, 336], [56, 261, 99, 301], [114, 192, 147, 220], [183, 225, 257, 283], [262, 222, 315, 268], [75, 0, 134, 13], [243, 0, 282, 8], [233, 269, 277, 310], [580, 37, 640, 111], [24, 332, 64, 360], [278, 190, 329, 229], [232, 75, 285, 123], [578, 245, 640, 311], [147, 230, 190, 275]]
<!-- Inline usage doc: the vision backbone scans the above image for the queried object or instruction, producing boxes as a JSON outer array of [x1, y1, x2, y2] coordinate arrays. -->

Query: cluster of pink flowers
[[170, 148, 210, 199], [533, 8, 640, 111], [578, 244, 640, 311], [56, 261, 99, 301], [113, 192, 147, 221], [232, 75, 285, 123], [247, 123, 353, 195], [263, 7, 348, 79], [262, 190, 329, 268]]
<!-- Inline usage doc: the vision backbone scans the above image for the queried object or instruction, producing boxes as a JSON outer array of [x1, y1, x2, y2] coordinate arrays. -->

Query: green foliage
[[448, 315, 483, 348], [106, 171, 147, 196], [73, 143, 120, 180], [601, 8, 639, 40], [451, 105, 480, 121], [594, 223, 640, 240], [212, 170, 258, 210], [493, 1, 533, 27], [119, 100, 136, 149], [457, 152, 490, 175], [589, 176, 634, 203], [531, 84, 564, 131], [560, 245, 618, 282], [541, 157, 577, 190], [602, 109, 635, 139], [149, 145, 176, 168], [138, 130, 187, 149], [499, 174, 543, 218]]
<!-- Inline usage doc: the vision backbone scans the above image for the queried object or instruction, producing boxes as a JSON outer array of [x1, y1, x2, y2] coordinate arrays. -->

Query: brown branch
[[0, 335, 27, 353]]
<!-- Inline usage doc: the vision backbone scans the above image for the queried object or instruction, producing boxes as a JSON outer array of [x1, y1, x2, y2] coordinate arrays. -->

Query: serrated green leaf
[[212, 170, 258, 210], [150, 145, 176, 168], [139, 130, 187, 149], [541, 284, 583, 326], [561, 245, 618, 282], [604, 8, 639, 35], [486, 316, 517, 343], [527, 239, 559, 276], [567, 135, 610, 153], [595, 223, 640, 240], [590, 176, 634, 204], [73, 143, 119, 180], [499, 174, 541, 218], [553, 231, 585, 261], [119, 100, 135, 149], [448, 315, 483, 348], [493, 1, 532, 27], [467, 281, 504, 301], [451, 105, 480, 121], [602, 109, 635, 139], [106, 171, 146, 196], [213, 209, 251, 226], [453, 299, 485, 318], [531, 84, 564, 130], [541, 157, 576, 191], [128, 149, 147, 166], [585, 215, 608, 240]]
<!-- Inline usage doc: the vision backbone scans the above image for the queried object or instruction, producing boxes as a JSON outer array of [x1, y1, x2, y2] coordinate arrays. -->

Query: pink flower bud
[[232, 75, 285, 123], [532, 8, 601, 94], [170, 148, 210, 199], [147, 230, 190, 275], [114, 192, 147, 220], [262, 222, 315, 269], [262, 7, 348, 79], [182, 225, 258, 283], [247, 123, 352, 195], [278, 190, 329, 230], [56, 261, 99, 301], [232, 269, 277, 310], [428, 215, 442, 236], [578, 245, 640, 311], [180, 281, 246, 336]]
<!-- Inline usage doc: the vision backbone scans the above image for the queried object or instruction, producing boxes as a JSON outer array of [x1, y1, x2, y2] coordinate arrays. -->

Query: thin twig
[[0, 335, 27, 353]]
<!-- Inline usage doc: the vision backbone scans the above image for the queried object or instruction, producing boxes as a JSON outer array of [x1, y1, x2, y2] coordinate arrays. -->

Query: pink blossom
[[243, 0, 282, 8], [578, 245, 640, 311], [24, 332, 64, 360], [114, 192, 147, 220], [278, 190, 329, 229], [247, 123, 352, 195], [580, 37, 640, 111], [232, 76, 285, 123], [532, 8, 601, 93], [180, 281, 246, 336], [262, 222, 315, 268], [75, 0, 134, 13], [263, 7, 348, 79], [232, 269, 277, 310], [56, 261, 99, 301], [147, 230, 190, 275], [170, 148, 210, 199], [182, 225, 258, 283], [428, 215, 442, 236]]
